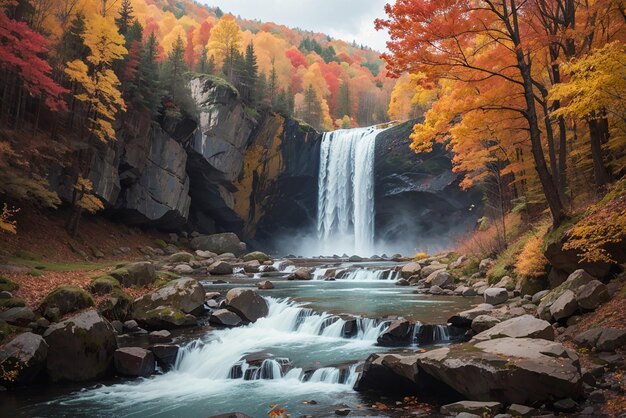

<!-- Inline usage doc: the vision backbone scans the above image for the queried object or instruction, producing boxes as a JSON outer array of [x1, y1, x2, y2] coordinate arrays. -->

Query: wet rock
[[0, 307, 35, 327], [395, 278, 410, 286], [257, 280, 274, 290], [149, 344, 179, 371], [124, 320, 140, 332], [471, 315, 500, 334], [401, 262, 422, 279], [429, 285, 444, 295], [354, 352, 422, 393], [225, 288, 269, 323], [114, 347, 155, 377], [242, 260, 261, 273], [377, 320, 411, 346], [484, 288, 508, 305], [471, 315, 555, 342], [415, 337, 582, 404], [110, 262, 157, 287], [148, 330, 171, 343], [40, 285, 94, 320], [549, 290, 578, 321], [190, 233, 245, 256], [425, 271, 454, 288], [440, 401, 502, 416], [293, 267, 312, 280], [0, 332, 48, 385], [44, 310, 117, 382], [574, 328, 626, 351], [209, 309, 243, 327], [576, 280, 609, 311]]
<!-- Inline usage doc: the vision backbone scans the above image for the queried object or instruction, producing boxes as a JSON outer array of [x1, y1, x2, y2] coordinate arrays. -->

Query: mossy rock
[[97, 289, 133, 322], [40, 285, 94, 317], [15, 250, 38, 261], [0, 297, 25, 309], [0, 276, 20, 292], [519, 277, 547, 296], [168, 252, 195, 263], [132, 306, 196, 330], [27, 269, 44, 277], [243, 251, 270, 263], [156, 271, 180, 288], [0, 320, 25, 344], [154, 239, 167, 249], [109, 262, 156, 287], [89, 275, 121, 295]]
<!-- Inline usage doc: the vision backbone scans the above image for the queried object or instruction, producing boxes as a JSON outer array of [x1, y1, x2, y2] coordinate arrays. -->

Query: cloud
[[197, 0, 390, 51]]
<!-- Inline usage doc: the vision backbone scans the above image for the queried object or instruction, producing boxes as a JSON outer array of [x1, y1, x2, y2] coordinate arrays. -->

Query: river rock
[[415, 337, 582, 404], [448, 304, 494, 328], [462, 287, 477, 297], [173, 264, 194, 275], [0, 332, 48, 385], [440, 401, 502, 416], [293, 267, 312, 280], [114, 347, 155, 377], [549, 289, 578, 321], [395, 278, 410, 286], [575, 280, 609, 311], [484, 288, 508, 305], [207, 414, 252, 418], [243, 251, 270, 262], [195, 250, 218, 259], [507, 404, 539, 417], [110, 262, 157, 287], [354, 352, 422, 393], [149, 344, 179, 370], [40, 285, 94, 319], [471, 315, 501, 334], [225, 288, 269, 323], [98, 289, 133, 322], [208, 261, 233, 275], [168, 252, 195, 263], [148, 330, 171, 343], [190, 233, 245, 256], [574, 328, 626, 351], [257, 280, 274, 290], [0, 307, 35, 327], [421, 263, 446, 278], [471, 315, 554, 342], [377, 320, 412, 346], [401, 262, 422, 279], [429, 285, 444, 295], [44, 310, 117, 382], [532, 290, 550, 304], [209, 309, 243, 327], [425, 270, 454, 288]]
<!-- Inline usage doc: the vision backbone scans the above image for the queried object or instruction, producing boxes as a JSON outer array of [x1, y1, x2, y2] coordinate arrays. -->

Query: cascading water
[[317, 126, 384, 256]]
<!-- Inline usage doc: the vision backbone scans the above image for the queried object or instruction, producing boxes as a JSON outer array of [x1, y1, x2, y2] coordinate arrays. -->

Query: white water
[[313, 267, 400, 281], [317, 126, 383, 256]]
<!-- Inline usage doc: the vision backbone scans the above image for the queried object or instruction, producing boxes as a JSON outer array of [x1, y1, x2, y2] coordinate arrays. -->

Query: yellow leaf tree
[[64, 12, 127, 142], [206, 14, 241, 77]]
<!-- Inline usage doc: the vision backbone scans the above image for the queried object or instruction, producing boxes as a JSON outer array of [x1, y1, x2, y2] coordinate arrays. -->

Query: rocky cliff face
[[374, 121, 482, 252]]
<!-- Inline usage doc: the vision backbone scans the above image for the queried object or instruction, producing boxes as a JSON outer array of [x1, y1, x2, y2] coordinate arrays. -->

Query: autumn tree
[[206, 14, 241, 79], [115, 0, 133, 37]]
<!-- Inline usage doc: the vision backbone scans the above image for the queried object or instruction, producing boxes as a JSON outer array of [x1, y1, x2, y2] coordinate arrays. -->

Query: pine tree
[[115, 0, 134, 37], [268, 59, 277, 107], [275, 89, 290, 116], [240, 41, 258, 103], [139, 32, 161, 116], [126, 19, 143, 45], [337, 81, 351, 118], [162, 34, 194, 114], [58, 12, 88, 64], [302, 84, 321, 127], [256, 71, 267, 106]]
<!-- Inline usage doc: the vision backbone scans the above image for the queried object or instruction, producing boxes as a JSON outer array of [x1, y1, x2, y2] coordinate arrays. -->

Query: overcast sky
[[198, 0, 391, 52]]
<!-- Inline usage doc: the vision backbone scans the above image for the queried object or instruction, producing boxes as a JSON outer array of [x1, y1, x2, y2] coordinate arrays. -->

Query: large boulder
[[208, 261, 233, 275], [415, 337, 582, 404], [574, 328, 626, 352], [190, 233, 245, 256], [40, 285, 94, 319], [225, 288, 269, 323], [89, 275, 121, 295], [0, 307, 35, 327], [576, 280, 609, 311], [109, 262, 157, 287], [471, 315, 554, 342], [354, 352, 423, 393], [114, 347, 155, 377], [420, 263, 446, 279], [243, 251, 270, 262], [0, 332, 48, 385], [401, 262, 422, 279], [537, 269, 594, 321], [425, 270, 454, 288], [549, 290, 578, 321], [448, 304, 494, 328], [149, 344, 179, 371], [209, 309, 243, 327], [470, 315, 500, 334], [377, 320, 412, 346], [293, 267, 312, 281], [484, 288, 508, 305], [98, 289, 133, 322], [132, 278, 204, 329], [43, 310, 117, 382]]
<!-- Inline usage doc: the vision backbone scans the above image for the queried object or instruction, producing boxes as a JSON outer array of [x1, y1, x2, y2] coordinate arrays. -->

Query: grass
[[7, 258, 116, 272], [487, 235, 530, 283]]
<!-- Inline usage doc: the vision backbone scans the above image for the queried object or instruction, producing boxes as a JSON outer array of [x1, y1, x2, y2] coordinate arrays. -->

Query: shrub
[[516, 235, 549, 278]]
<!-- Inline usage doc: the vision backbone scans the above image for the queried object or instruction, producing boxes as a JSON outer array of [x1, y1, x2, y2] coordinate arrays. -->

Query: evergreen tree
[[215, 7, 223, 18], [268, 59, 277, 107], [126, 19, 143, 45], [58, 12, 88, 64], [302, 85, 321, 127], [256, 71, 267, 106], [239, 41, 258, 103], [275, 89, 290, 116], [139, 32, 161, 116], [162, 34, 193, 114], [115, 0, 134, 37], [337, 82, 351, 118]]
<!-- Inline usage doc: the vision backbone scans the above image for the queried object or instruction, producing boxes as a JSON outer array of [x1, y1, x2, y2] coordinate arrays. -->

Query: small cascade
[[411, 322, 423, 346], [432, 324, 451, 343], [313, 267, 400, 281], [317, 126, 384, 255], [411, 324, 453, 346]]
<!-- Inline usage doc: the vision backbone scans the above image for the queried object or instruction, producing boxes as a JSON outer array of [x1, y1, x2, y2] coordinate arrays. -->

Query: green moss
[[168, 252, 195, 263], [15, 250, 38, 261], [42, 285, 94, 314], [190, 73, 239, 97], [89, 275, 121, 295], [460, 259, 480, 276], [244, 106, 260, 122], [27, 269, 44, 277], [0, 276, 20, 292], [7, 258, 114, 272], [487, 234, 530, 283], [0, 297, 25, 309], [543, 217, 577, 250], [154, 239, 167, 249], [156, 271, 180, 288]]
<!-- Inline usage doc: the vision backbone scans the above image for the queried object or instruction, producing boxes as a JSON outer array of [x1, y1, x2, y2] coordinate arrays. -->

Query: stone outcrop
[[114, 347, 155, 377], [471, 315, 554, 342], [0, 332, 48, 385]]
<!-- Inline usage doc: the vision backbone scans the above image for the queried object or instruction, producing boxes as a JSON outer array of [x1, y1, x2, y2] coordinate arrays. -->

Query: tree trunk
[[588, 119, 610, 188], [516, 51, 566, 227], [557, 115, 568, 201]]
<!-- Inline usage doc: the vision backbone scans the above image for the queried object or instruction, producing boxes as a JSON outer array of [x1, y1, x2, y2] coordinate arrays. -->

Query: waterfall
[[317, 126, 383, 255]]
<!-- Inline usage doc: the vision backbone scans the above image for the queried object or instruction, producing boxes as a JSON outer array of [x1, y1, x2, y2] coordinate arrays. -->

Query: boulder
[[549, 290, 578, 321], [168, 252, 195, 263], [507, 404, 539, 417], [114, 347, 155, 377], [532, 290, 549, 304], [173, 264, 194, 275], [574, 328, 626, 352], [575, 280, 609, 311], [440, 401, 502, 416], [243, 260, 261, 273], [0, 332, 48, 385], [401, 262, 422, 279], [110, 262, 157, 287], [98, 289, 133, 322], [479, 258, 494, 272], [421, 263, 446, 278], [395, 278, 410, 286], [494, 276, 516, 290], [448, 304, 494, 328], [148, 330, 171, 343], [471, 315, 501, 334], [190, 233, 245, 256], [89, 275, 121, 295], [484, 288, 508, 305], [429, 285, 444, 295], [43, 310, 117, 382], [425, 270, 454, 288], [40, 285, 94, 319], [462, 287, 477, 297], [149, 344, 179, 371], [354, 352, 422, 393], [293, 267, 312, 281], [537, 269, 595, 320], [225, 288, 269, 323], [377, 320, 412, 346], [0, 307, 35, 327], [243, 251, 270, 262], [208, 261, 233, 275], [471, 315, 554, 342], [195, 250, 218, 259], [257, 280, 275, 290], [209, 309, 243, 327], [415, 337, 582, 404]]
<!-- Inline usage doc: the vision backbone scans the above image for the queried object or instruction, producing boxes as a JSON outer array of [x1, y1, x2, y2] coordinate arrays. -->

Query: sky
[[199, 0, 391, 52]]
